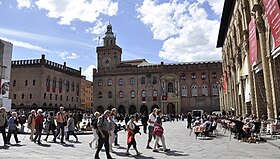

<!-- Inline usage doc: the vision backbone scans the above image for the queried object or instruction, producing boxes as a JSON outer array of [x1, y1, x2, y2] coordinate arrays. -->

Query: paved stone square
[[1, 121, 280, 159]]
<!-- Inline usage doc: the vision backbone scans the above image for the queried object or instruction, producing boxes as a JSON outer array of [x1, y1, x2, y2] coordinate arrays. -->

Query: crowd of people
[[0, 106, 172, 159]]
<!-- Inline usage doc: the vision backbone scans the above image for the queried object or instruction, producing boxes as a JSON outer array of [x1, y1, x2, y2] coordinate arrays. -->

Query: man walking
[[54, 107, 66, 144], [0, 107, 8, 146], [95, 110, 114, 159], [146, 108, 158, 149]]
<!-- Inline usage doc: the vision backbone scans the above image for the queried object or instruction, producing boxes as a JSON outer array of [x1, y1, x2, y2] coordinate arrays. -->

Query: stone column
[[255, 8, 274, 119]]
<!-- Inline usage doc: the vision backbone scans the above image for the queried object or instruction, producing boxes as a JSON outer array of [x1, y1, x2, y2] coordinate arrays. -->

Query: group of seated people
[[224, 117, 261, 142], [192, 116, 218, 137]]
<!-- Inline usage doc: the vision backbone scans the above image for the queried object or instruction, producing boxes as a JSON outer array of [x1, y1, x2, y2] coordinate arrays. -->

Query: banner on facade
[[0, 79, 10, 98], [249, 16, 258, 66], [263, 0, 280, 50]]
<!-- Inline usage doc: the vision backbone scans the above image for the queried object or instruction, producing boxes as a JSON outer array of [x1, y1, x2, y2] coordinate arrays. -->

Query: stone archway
[[118, 105, 126, 116], [129, 105, 137, 115], [167, 103, 175, 114], [96, 106, 104, 113], [151, 105, 159, 113], [140, 105, 148, 115], [107, 105, 114, 110]]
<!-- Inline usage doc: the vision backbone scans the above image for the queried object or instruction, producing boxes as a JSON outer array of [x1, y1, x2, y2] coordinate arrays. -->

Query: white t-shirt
[[148, 113, 156, 127]]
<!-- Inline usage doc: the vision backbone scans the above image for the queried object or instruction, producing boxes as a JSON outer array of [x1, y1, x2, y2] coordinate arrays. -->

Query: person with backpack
[[44, 111, 56, 142], [27, 110, 36, 141], [89, 111, 100, 149], [126, 115, 141, 156], [94, 110, 114, 159]]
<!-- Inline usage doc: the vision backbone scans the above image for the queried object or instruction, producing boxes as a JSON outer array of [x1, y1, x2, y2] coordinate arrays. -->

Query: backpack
[[133, 123, 141, 135], [91, 117, 98, 129]]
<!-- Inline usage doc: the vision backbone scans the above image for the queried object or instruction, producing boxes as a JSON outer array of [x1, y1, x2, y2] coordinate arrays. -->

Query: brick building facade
[[10, 54, 82, 111], [93, 24, 222, 115]]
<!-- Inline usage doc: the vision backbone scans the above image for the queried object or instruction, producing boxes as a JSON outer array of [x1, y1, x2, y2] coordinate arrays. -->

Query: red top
[[35, 114, 44, 129]]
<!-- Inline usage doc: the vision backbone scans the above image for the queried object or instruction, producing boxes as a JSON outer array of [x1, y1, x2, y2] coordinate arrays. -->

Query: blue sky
[[0, 0, 224, 80]]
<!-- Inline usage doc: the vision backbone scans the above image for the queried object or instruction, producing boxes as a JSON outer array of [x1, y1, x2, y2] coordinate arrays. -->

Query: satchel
[[154, 125, 164, 137]]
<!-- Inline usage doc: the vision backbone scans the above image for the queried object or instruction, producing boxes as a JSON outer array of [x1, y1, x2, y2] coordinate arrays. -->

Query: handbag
[[154, 125, 164, 137]]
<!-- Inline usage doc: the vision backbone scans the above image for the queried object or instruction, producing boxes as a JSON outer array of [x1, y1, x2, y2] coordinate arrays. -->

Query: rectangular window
[[44, 93, 46, 99]]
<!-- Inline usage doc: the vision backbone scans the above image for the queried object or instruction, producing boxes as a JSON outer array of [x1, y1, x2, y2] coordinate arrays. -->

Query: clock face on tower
[[102, 57, 112, 67]]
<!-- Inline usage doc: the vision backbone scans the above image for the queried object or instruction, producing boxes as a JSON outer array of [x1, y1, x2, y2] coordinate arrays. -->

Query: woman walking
[[7, 112, 20, 144], [44, 112, 56, 142], [89, 111, 100, 149], [153, 109, 170, 152], [126, 115, 141, 156]]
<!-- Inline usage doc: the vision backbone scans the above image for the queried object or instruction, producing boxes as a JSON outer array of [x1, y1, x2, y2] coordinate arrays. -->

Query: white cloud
[[0, 36, 49, 53], [206, 0, 224, 16], [70, 26, 76, 31], [0, 1, 2, 5], [137, 0, 223, 62], [16, 0, 31, 9], [35, 0, 118, 25], [58, 51, 80, 60], [0, 27, 94, 48], [86, 20, 107, 35], [82, 64, 95, 81]]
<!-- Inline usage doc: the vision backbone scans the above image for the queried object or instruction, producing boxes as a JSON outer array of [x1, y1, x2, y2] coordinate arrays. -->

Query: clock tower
[[96, 23, 122, 70]]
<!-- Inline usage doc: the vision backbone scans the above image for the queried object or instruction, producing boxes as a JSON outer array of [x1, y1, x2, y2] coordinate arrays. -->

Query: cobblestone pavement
[[0, 121, 280, 159]]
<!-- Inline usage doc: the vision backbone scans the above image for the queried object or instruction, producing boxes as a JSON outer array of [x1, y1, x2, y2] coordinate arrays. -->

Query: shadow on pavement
[[61, 143, 75, 148], [37, 143, 51, 147], [0, 145, 10, 149], [164, 150, 189, 157], [114, 152, 156, 159]]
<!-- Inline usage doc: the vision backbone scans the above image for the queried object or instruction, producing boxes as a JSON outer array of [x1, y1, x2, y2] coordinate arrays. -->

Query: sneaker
[[164, 149, 170, 152], [136, 152, 142, 156], [146, 146, 152, 149], [158, 144, 162, 148], [114, 143, 120, 146], [153, 149, 159, 152], [89, 142, 92, 148], [60, 141, 66, 144]]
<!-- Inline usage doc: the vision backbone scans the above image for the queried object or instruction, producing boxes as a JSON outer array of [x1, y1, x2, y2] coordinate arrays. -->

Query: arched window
[[130, 78, 135, 85], [168, 82, 174, 92], [59, 79, 63, 93], [13, 94, 16, 99], [108, 79, 112, 86], [53, 78, 57, 88], [13, 80, 16, 86], [46, 76, 50, 87], [71, 82, 75, 91], [201, 73, 206, 80], [152, 76, 157, 84], [66, 80, 70, 92], [119, 91, 124, 98], [98, 92, 102, 98], [119, 79, 124, 86], [25, 80, 28, 86], [29, 94, 32, 99], [212, 83, 219, 96], [152, 90, 158, 101], [141, 77, 145, 84], [108, 91, 112, 98], [181, 85, 188, 97], [76, 83, 80, 96], [212, 72, 217, 78], [21, 94, 25, 99], [191, 84, 198, 97], [33, 79, 36, 86], [130, 90, 135, 98], [141, 90, 146, 101], [98, 79, 103, 86], [191, 73, 196, 79], [181, 73, 186, 80], [202, 83, 208, 96]]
